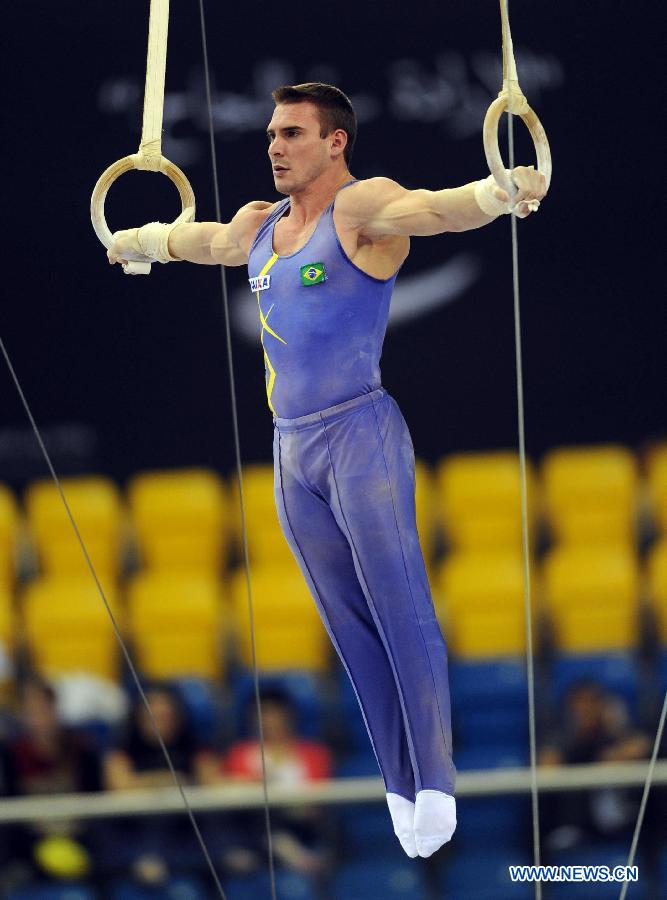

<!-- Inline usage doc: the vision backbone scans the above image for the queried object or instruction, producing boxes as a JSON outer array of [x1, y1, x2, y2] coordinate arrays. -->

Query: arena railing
[[1, 761, 666, 823]]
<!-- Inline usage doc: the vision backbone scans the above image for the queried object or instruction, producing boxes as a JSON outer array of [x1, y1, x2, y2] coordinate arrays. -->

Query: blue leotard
[[247, 180, 398, 418], [248, 180, 457, 804]]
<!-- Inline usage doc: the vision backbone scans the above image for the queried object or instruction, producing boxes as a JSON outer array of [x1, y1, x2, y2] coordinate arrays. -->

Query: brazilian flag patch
[[300, 262, 327, 286]]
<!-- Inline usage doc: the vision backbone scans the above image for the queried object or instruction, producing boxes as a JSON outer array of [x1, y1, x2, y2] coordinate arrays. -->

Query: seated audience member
[[104, 682, 218, 789], [218, 686, 335, 877], [0, 675, 102, 890], [102, 682, 219, 885], [538, 679, 651, 851]]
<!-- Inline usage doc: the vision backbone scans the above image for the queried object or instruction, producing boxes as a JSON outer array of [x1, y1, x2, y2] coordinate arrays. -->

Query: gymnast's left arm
[[341, 167, 547, 238]]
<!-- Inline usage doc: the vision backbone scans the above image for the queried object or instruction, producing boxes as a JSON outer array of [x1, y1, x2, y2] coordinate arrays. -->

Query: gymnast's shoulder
[[334, 177, 409, 224], [228, 200, 279, 251]]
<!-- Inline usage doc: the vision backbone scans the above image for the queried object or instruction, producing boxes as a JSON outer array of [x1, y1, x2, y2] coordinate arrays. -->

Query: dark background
[[0, 0, 662, 486]]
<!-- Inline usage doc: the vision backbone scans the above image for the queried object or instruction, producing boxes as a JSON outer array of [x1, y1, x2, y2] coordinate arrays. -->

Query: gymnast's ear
[[329, 128, 348, 161]]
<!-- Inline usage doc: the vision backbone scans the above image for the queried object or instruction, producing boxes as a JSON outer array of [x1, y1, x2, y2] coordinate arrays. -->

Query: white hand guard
[[474, 174, 540, 219], [136, 205, 195, 263]]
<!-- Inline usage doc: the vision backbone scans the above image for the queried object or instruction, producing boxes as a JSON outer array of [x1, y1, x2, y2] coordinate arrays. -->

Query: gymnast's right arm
[[107, 201, 273, 268]]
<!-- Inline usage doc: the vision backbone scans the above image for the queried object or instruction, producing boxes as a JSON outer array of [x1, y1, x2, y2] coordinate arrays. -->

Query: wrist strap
[[474, 173, 512, 216]]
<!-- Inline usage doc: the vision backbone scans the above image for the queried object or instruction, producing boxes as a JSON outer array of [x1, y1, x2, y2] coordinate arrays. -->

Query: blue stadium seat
[[657, 846, 667, 894], [455, 796, 531, 849], [454, 706, 528, 748], [330, 859, 428, 900], [334, 748, 379, 779], [449, 659, 528, 709], [439, 848, 534, 899], [336, 802, 405, 859], [231, 670, 326, 738], [109, 878, 207, 899], [173, 677, 218, 742], [8, 887, 97, 900], [455, 744, 529, 771], [657, 649, 667, 695], [550, 652, 640, 716], [223, 870, 318, 899]]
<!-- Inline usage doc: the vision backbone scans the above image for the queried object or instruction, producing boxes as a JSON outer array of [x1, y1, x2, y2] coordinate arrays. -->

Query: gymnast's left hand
[[492, 165, 548, 217]]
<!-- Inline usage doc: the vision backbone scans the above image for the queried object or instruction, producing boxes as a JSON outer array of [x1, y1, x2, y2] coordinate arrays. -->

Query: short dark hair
[[243, 685, 295, 735], [271, 82, 357, 166]]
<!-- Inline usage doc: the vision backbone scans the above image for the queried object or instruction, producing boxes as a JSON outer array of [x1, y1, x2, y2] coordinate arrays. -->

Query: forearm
[[431, 181, 498, 233], [167, 221, 227, 264]]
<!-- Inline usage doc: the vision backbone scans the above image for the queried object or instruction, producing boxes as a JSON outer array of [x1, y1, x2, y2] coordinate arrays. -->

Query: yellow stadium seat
[[437, 452, 537, 551], [0, 583, 13, 656], [230, 465, 294, 564], [127, 571, 224, 678], [542, 545, 639, 612], [25, 477, 123, 578], [231, 560, 319, 625], [23, 577, 121, 680], [541, 445, 638, 545], [0, 485, 18, 584], [647, 443, 667, 534], [238, 624, 330, 671], [415, 459, 438, 564], [128, 469, 228, 571], [549, 606, 637, 652], [231, 562, 329, 670], [647, 537, 667, 642], [447, 608, 532, 657], [437, 551, 536, 616]]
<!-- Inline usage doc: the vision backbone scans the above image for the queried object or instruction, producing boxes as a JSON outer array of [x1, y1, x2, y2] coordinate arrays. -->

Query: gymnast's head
[[267, 82, 357, 195]]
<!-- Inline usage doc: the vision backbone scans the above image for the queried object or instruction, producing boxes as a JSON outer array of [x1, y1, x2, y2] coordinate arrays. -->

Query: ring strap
[[500, 0, 518, 85], [135, 0, 170, 171], [483, 1, 552, 197]]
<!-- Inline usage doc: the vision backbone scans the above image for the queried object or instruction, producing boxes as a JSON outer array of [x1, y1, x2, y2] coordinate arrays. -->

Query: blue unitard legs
[[273, 388, 456, 805]]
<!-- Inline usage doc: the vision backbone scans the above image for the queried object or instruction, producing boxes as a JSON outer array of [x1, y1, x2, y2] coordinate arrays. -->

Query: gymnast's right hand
[[107, 206, 195, 266], [107, 227, 145, 266]]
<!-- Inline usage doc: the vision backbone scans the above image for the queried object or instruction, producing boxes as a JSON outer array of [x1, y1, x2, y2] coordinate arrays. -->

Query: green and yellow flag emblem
[[300, 262, 327, 286]]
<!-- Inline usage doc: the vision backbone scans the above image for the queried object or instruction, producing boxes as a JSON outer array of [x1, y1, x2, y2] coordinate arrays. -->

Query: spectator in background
[[217, 686, 335, 878], [0, 675, 102, 891], [104, 682, 219, 789], [538, 679, 651, 851], [102, 682, 219, 886]]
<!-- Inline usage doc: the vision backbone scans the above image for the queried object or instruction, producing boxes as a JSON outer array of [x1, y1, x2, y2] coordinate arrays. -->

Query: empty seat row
[[438, 443, 667, 550], [2, 535, 666, 684], [0, 559, 330, 683], [437, 540, 667, 656], [1, 441, 666, 583]]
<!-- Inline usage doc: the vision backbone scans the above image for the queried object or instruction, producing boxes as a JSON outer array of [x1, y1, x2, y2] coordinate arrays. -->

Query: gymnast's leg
[[319, 391, 457, 856], [273, 426, 419, 857]]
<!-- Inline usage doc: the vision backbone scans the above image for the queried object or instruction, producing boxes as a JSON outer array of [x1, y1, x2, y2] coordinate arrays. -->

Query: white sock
[[413, 789, 457, 858], [386, 792, 418, 858]]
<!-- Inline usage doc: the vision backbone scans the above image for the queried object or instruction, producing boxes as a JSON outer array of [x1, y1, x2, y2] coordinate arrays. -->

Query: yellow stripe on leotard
[[255, 253, 286, 413]]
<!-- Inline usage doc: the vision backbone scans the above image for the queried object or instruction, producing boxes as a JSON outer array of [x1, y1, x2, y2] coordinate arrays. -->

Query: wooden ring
[[483, 90, 552, 197], [90, 155, 196, 250]]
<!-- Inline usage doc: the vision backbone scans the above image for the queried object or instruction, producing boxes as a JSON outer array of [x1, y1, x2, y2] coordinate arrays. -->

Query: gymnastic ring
[[90, 154, 196, 274], [483, 85, 552, 198]]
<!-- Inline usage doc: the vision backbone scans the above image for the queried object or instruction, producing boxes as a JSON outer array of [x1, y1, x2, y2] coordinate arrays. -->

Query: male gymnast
[[108, 82, 547, 859]]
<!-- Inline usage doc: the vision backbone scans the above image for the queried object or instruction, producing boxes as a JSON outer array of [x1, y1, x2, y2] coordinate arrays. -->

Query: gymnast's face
[[267, 101, 344, 195]]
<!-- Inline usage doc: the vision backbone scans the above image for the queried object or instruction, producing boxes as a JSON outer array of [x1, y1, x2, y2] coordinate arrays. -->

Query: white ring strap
[[135, 0, 169, 171], [483, 0, 552, 200], [90, 0, 196, 275]]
